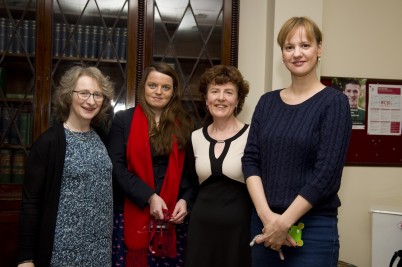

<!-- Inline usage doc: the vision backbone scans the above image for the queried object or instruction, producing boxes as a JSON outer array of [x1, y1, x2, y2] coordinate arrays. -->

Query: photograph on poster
[[330, 77, 367, 129]]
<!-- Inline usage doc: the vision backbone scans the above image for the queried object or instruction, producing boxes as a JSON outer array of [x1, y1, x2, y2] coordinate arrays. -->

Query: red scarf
[[124, 105, 185, 267]]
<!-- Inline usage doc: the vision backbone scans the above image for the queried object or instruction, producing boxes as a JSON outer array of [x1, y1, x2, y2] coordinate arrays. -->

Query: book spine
[[21, 20, 30, 55], [61, 23, 68, 56], [68, 24, 76, 57], [29, 20, 36, 55], [90, 26, 99, 59], [112, 27, 121, 60], [11, 150, 26, 184], [75, 24, 83, 57], [18, 111, 29, 146], [103, 28, 112, 59], [0, 149, 12, 183], [6, 19, 13, 54], [13, 20, 21, 54], [53, 22, 61, 57], [119, 27, 127, 60], [82, 25, 91, 58], [7, 108, 19, 145], [0, 18, 6, 53], [1, 107, 13, 144], [97, 27, 105, 59], [0, 67, 6, 98]]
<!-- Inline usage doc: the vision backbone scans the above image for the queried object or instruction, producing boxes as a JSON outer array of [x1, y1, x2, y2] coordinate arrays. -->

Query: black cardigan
[[17, 123, 107, 266], [107, 107, 198, 213]]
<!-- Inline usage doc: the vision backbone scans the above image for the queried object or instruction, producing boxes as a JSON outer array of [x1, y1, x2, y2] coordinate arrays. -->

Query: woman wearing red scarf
[[107, 63, 197, 267]]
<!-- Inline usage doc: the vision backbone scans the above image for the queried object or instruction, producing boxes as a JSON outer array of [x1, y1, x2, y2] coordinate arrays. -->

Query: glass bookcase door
[[152, 0, 228, 126], [0, 0, 37, 184], [51, 0, 129, 126]]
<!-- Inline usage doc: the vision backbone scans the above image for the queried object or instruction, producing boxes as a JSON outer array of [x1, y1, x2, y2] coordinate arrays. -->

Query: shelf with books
[[52, 23, 128, 61], [0, 17, 36, 56], [0, 148, 27, 184]]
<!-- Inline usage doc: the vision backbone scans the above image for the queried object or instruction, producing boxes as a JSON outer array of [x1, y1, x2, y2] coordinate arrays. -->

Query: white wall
[[238, 1, 402, 266]]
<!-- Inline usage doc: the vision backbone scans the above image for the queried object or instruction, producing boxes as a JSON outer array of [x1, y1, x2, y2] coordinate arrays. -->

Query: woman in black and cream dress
[[185, 65, 252, 267]]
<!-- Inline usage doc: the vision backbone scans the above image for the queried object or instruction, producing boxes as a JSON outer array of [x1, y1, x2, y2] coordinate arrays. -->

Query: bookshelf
[[0, 0, 239, 265]]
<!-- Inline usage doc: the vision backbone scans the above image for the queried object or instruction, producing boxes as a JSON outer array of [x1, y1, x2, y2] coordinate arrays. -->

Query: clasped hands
[[148, 193, 187, 224], [252, 213, 297, 260]]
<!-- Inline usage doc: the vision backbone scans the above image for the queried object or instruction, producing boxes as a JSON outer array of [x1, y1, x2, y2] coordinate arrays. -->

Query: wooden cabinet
[[0, 0, 239, 265]]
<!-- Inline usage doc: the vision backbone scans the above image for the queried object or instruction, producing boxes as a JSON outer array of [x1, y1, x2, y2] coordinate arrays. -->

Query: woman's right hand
[[148, 193, 167, 220]]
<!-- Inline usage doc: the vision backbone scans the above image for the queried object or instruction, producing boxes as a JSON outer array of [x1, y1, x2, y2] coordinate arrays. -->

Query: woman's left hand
[[169, 199, 187, 224]]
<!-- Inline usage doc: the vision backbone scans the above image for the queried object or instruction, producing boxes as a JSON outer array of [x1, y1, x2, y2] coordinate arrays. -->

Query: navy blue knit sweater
[[242, 87, 352, 215]]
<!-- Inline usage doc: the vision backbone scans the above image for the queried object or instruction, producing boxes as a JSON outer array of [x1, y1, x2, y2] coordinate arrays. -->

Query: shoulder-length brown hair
[[137, 62, 193, 155], [53, 66, 114, 125]]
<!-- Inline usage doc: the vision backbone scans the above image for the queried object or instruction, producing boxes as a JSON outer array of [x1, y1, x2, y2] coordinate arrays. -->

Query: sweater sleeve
[[299, 93, 352, 206], [242, 95, 265, 179]]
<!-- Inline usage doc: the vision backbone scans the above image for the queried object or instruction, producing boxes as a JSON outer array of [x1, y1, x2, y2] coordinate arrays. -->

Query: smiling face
[[344, 83, 361, 109], [206, 82, 239, 120], [282, 26, 322, 78], [144, 70, 174, 115], [68, 75, 103, 124]]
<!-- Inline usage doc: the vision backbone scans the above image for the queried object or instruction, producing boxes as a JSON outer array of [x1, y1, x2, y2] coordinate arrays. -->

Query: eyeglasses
[[73, 90, 104, 102]]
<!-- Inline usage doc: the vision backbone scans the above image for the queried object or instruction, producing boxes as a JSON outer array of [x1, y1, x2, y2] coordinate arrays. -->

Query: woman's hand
[[148, 193, 167, 220], [170, 199, 187, 224], [255, 212, 294, 250]]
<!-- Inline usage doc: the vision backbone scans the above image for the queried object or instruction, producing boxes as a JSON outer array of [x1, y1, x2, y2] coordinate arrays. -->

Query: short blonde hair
[[277, 16, 322, 50]]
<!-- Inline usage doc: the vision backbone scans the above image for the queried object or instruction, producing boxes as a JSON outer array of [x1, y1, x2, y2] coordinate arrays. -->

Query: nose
[[155, 86, 162, 94], [218, 92, 225, 101], [293, 47, 302, 57], [86, 94, 96, 104]]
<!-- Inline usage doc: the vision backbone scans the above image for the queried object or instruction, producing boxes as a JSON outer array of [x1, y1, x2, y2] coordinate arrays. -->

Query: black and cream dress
[[50, 129, 113, 266], [185, 124, 252, 267]]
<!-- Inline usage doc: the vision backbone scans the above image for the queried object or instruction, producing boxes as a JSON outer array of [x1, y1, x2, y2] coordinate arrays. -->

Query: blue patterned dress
[[50, 129, 113, 266]]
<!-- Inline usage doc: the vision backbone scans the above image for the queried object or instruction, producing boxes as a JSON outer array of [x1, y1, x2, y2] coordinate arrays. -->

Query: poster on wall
[[367, 84, 402, 136], [330, 77, 367, 130]]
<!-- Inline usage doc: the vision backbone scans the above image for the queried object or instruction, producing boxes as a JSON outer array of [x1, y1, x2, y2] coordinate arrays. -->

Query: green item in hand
[[288, 222, 304, 246]]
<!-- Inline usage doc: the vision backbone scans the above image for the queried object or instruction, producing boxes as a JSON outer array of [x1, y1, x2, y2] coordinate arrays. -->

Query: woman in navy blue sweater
[[242, 17, 352, 267]]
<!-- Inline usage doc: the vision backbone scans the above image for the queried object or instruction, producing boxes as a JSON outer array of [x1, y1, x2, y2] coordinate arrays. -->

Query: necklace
[[64, 122, 88, 141]]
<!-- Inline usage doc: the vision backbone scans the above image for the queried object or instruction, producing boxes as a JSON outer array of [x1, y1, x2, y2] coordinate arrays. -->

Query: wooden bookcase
[[0, 0, 239, 265]]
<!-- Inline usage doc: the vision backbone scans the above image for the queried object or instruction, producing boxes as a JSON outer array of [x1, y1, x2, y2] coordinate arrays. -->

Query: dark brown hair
[[137, 62, 193, 155], [198, 65, 250, 117]]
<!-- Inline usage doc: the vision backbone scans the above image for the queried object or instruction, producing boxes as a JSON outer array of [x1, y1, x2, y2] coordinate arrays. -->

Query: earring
[[318, 57, 321, 63]]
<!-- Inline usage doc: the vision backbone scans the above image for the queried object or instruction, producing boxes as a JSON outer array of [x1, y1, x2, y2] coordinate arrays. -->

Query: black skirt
[[185, 175, 252, 267]]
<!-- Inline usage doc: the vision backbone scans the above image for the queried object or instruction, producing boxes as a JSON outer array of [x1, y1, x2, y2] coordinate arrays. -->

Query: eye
[[226, 90, 234, 95], [148, 83, 156, 89], [284, 45, 293, 52], [93, 93, 104, 100], [301, 43, 311, 49], [79, 92, 90, 97], [162, 85, 172, 91]]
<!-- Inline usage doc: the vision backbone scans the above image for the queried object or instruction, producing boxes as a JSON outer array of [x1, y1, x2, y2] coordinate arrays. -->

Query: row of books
[[53, 23, 128, 60], [0, 17, 128, 60], [0, 107, 33, 147], [0, 17, 36, 55], [0, 149, 27, 184]]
